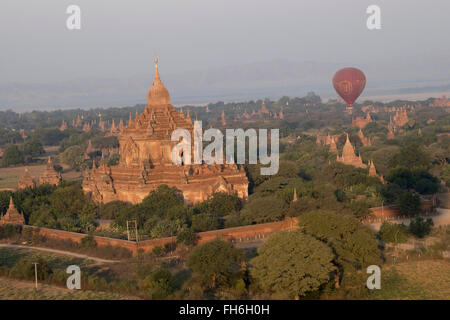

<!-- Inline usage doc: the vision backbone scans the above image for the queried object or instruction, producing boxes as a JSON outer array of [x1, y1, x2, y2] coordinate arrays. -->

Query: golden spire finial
[[154, 57, 160, 80]]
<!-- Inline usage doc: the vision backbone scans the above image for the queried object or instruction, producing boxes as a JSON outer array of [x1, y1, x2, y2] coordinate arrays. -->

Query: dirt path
[[0, 244, 119, 264]]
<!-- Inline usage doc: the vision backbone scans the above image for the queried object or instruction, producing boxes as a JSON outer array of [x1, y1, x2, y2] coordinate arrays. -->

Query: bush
[[139, 268, 173, 299], [397, 192, 421, 216], [10, 256, 53, 281], [250, 231, 336, 298], [379, 222, 409, 243], [1, 145, 24, 167], [21, 227, 33, 242], [0, 224, 22, 239], [80, 234, 97, 248], [187, 239, 243, 289], [152, 246, 164, 257], [176, 228, 197, 246], [409, 217, 434, 238]]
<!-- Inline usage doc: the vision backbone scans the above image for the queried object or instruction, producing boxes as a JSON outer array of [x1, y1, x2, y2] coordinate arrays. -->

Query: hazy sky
[[1, 0, 449, 85]]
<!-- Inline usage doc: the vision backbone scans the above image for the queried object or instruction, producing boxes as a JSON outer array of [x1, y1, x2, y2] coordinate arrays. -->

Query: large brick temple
[[83, 58, 249, 204]]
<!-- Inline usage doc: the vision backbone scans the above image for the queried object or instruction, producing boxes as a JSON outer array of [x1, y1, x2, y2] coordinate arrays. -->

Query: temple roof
[[342, 134, 355, 157]]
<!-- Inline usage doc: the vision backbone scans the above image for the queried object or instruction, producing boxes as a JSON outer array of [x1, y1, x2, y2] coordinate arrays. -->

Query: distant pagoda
[[0, 197, 25, 225], [18, 168, 35, 190], [39, 157, 62, 185], [336, 134, 367, 169]]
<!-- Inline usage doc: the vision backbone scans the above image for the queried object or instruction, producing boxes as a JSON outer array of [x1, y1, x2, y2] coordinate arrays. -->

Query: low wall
[[23, 225, 138, 254], [368, 199, 433, 219], [20, 199, 437, 258], [23, 217, 299, 256], [136, 217, 299, 254]]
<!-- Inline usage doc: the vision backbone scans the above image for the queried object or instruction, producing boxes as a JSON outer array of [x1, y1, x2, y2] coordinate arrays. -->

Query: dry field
[[0, 164, 82, 190], [0, 247, 139, 300], [392, 259, 450, 299], [324, 258, 450, 300], [0, 277, 138, 300]]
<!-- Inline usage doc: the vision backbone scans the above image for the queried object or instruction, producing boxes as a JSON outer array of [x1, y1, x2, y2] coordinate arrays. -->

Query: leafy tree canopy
[[250, 230, 335, 298]]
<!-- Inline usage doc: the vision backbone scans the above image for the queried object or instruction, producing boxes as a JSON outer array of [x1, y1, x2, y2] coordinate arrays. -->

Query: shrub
[[10, 256, 53, 281], [152, 246, 164, 257], [80, 234, 97, 248], [148, 268, 173, 299], [397, 191, 421, 216], [379, 222, 409, 243], [250, 231, 335, 298], [187, 239, 243, 289], [164, 242, 176, 254], [21, 227, 33, 242], [176, 228, 197, 246], [0, 224, 22, 239], [409, 217, 434, 238]]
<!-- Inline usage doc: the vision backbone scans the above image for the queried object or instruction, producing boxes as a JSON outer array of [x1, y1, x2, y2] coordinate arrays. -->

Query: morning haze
[[1, 0, 449, 110]]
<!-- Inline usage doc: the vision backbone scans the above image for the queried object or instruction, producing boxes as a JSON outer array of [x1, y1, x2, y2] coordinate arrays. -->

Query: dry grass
[[0, 164, 82, 190], [0, 277, 139, 300], [392, 259, 450, 299], [325, 259, 450, 300]]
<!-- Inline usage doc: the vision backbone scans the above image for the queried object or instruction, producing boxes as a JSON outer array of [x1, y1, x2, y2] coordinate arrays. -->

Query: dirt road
[[0, 244, 119, 264]]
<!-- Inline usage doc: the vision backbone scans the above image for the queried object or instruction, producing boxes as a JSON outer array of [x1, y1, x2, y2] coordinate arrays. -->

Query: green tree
[[397, 192, 421, 216], [204, 192, 241, 217], [389, 143, 431, 169], [1, 145, 24, 167], [187, 239, 243, 289], [10, 256, 53, 280], [80, 234, 97, 248], [98, 201, 130, 220], [298, 211, 381, 273], [191, 213, 221, 232], [140, 185, 184, 218], [139, 268, 173, 299], [60, 145, 84, 170], [0, 191, 13, 214], [409, 217, 434, 238], [250, 231, 335, 298], [21, 138, 44, 157], [379, 221, 409, 243], [348, 199, 370, 219], [240, 196, 286, 224], [176, 228, 197, 246]]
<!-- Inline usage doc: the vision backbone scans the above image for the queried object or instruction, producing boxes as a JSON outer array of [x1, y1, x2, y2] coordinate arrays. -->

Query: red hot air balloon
[[332, 68, 366, 107]]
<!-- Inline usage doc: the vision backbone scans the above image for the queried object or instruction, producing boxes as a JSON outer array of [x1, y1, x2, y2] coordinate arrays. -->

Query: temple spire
[[154, 57, 160, 81]]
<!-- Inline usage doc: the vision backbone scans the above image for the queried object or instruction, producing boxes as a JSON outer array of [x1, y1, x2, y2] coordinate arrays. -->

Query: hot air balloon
[[332, 68, 366, 113]]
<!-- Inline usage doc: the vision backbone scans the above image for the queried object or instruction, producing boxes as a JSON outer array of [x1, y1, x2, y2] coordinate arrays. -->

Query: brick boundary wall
[[364, 200, 434, 223], [22, 218, 299, 256], [23, 225, 138, 253], [19, 200, 435, 257]]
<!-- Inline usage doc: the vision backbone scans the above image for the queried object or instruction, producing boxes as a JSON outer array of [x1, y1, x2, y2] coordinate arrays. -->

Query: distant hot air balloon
[[332, 68, 366, 109]]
